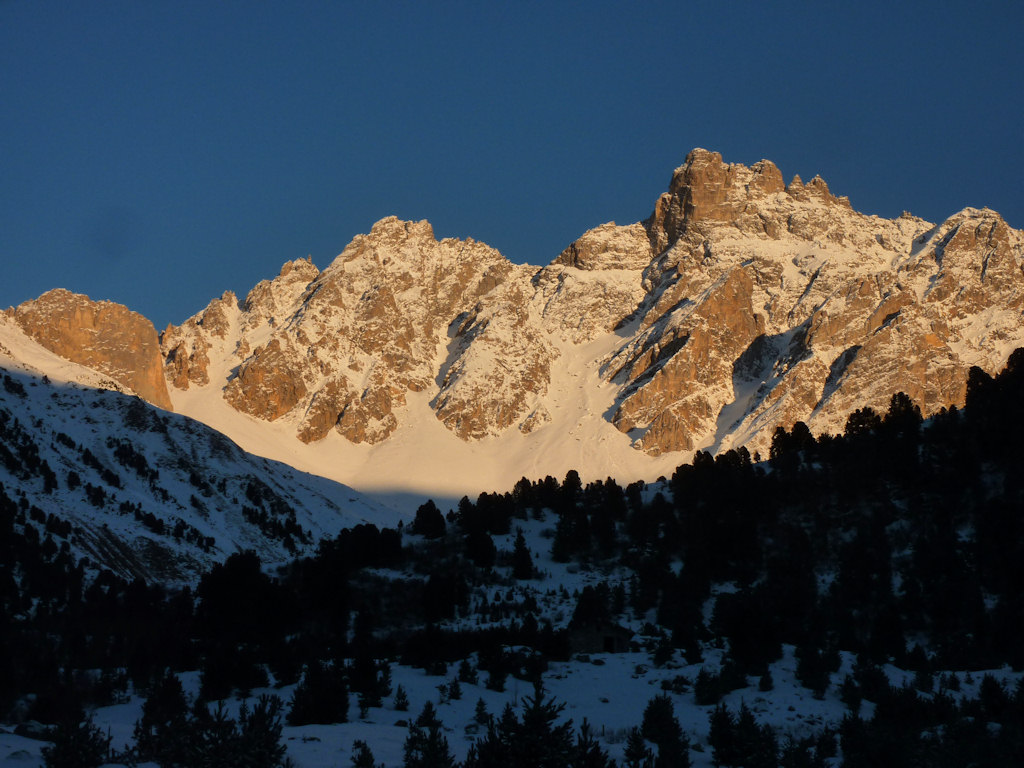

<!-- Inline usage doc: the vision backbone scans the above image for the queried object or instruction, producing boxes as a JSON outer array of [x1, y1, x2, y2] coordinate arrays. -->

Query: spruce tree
[[403, 701, 454, 768], [514, 683, 575, 767], [41, 715, 111, 768], [351, 739, 380, 768], [458, 658, 478, 685], [236, 695, 288, 768], [393, 684, 410, 712], [708, 703, 737, 768], [512, 529, 534, 580], [641, 693, 689, 767], [623, 726, 654, 768], [473, 697, 490, 725], [573, 718, 615, 768], [132, 669, 190, 765], [287, 661, 348, 725]]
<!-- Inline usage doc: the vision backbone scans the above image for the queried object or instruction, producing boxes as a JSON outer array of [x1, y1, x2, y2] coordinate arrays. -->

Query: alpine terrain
[[2, 150, 1024, 768], [8, 149, 1022, 505]]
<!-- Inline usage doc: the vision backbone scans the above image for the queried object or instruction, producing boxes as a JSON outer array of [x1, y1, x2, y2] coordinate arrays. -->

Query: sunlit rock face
[[11, 288, 173, 410], [158, 150, 1024, 459]]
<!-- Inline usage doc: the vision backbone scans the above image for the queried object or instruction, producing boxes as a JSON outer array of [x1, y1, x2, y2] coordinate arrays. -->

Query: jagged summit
[[7, 150, 1023, 502]]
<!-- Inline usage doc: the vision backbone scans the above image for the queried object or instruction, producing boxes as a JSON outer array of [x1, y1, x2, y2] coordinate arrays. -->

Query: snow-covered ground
[[2, 519, 1020, 768], [169, 328, 687, 516]]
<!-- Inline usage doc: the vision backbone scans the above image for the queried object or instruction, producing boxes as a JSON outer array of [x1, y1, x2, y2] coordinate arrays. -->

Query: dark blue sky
[[2, 1, 1022, 329]]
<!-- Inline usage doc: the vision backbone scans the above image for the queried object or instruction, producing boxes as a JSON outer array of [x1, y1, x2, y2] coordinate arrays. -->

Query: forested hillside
[[3, 354, 1024, 766]]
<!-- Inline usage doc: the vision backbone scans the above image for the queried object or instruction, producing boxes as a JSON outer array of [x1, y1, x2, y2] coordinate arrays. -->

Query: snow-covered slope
[[2, 515, 1021, 768], [0, 315, 396, 583]]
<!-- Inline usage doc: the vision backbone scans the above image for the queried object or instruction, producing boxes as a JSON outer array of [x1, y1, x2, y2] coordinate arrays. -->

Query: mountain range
[[4, 148, 1023, 511]]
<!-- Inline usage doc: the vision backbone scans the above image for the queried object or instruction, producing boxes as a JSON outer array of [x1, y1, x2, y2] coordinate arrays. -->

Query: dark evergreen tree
[[465, 527, 497, 568], [708, 703, 737, 767], [623, 726, 654, 768], [403, 701, 455, 768], [393, 684, 409, 712], [186, 701, 237, 768], [464, 683, 574, 768], [41, 715, 111, 768], [410, 500, 446, 539], [573, 718, 616, 768], [474, 697, 490, 726], [351, 739, 381, 768], [511, 529, 534, 580], [132, 669, 190, 765], [514, 683, 574, 767], [287, 661, 348, 725], [235, 695, 288, 768], [694, 667, 721, 705], [641, 693, 689, 767]]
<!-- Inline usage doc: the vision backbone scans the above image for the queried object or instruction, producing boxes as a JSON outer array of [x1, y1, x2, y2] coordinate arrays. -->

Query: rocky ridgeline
[[610, 150, 1024, 454], [13, 150, 1024, 460]]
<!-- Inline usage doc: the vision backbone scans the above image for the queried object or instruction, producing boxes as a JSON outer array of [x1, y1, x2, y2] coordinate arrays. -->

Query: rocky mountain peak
[[645, 149, 830, 253], [156, 153, 1023, 474], [10, 289, 172, 410], [13, 151, 1023, 504]]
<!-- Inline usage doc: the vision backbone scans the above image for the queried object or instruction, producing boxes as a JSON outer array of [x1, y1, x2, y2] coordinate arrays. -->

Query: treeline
[[3, 353, 1024, 765]]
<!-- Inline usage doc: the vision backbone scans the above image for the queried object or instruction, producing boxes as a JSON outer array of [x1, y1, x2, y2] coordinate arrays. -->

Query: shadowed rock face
[[142, 150, 1024, 459], [11, 288, 173, 410]]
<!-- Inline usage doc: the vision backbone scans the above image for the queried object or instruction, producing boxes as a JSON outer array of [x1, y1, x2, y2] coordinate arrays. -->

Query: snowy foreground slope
[[0, 314, 396, 582], [0, 518, 1020, 768]]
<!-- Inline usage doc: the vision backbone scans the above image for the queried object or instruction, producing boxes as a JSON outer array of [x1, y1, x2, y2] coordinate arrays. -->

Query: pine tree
[[574, 718, 615, 768], [377, 662, 393, 699], [754, 723, 779, 768], [515, 683, 575, 767], [132, 669, 189, 765], [641, 693, 689, 767], [694, 667, 721, 705], [512, 529, 534, 580], [236, 695, 288, 768], [465, 685, 576, 768], [708, 703, 737, 768], [188, 700, 238, 768], [287, 661, 348, 725], [734, 702, 759, 767], [393, 684, 410, 712], [458, 658, 478, 685], [474, 697, 490, 725], [403, 701, 455, 768], [447, 677, 462, 701], [41, 715, 111, 768], [410, 500, 446, 539], [623, 726, 654, 768], [351, 739, 380, 768]]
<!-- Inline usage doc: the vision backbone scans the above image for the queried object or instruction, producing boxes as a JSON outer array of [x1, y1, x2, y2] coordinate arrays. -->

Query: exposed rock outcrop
[[10, 289, 173, 410]]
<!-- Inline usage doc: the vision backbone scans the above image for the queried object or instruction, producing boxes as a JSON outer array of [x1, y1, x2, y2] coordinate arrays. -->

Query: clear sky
[[2, 0, 1022, 330]]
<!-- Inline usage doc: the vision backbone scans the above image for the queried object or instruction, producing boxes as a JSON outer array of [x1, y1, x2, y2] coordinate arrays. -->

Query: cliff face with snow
[[159, 149, 1024, 462], [6, 149, 1023, 503], [6, 288, 173, 410]]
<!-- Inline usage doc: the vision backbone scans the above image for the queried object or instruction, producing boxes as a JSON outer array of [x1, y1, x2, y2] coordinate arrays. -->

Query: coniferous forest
[[3, 354, 1024, 766]]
